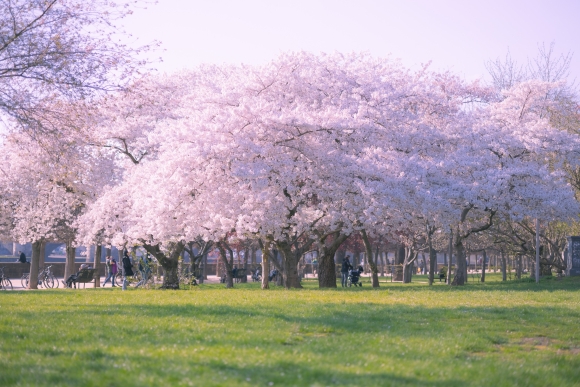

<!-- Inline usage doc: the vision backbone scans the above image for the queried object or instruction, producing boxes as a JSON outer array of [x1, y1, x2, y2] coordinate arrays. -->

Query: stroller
[[251, 267, 262, 282], [347, 265, 364, 287]]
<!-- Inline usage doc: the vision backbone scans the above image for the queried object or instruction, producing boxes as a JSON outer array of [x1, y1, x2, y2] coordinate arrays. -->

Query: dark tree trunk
[[393, 245, 405, 281], [427, 227, 436, 285], [447, 232, 453, 285], [28, 241, 41, 289], [39, 240, 46, 268], [501, 251, 507, 281], [429, 248, 437, 284], [451, 237, 467, 286], [94, 245, 102, 288], [261, 240, 270, 290], [241, 248, 249, 283], [64, 242, 76, 281], [142, 242, 184, 289], [403, 261, 413, 283], [216, 242, 234, 288], [317, 251, 337, 287], [316, 233, 348, 288], [480, 249, 487, 283], [360, 230, 380, 287], [276, 241, 302, 289]]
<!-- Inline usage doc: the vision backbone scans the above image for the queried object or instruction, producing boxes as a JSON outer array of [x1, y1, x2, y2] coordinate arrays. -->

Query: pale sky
[[124, 0, 580, 83]]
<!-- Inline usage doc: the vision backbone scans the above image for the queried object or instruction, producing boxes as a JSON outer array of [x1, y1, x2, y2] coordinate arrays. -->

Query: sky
[[122, 0, 580, 84]]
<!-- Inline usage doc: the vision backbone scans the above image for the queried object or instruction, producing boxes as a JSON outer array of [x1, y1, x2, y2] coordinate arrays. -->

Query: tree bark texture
[[142, 242, 184, 289], [28, 241, 41, 289], [451, 237, 467, 286], [501, 251, 507, 281], [275, 241, 303, 289], [216, 242, 234, 288], [241, 248, 249, 283], [316, 233, 348, 288], [428, 245, 437, 286], [480, 249, 487, 283], [39, 240, 46, 268], [402, 247, 417, 283], [360, 230, 380, 287], [94, 245, 102, 288], [64, 242, 76, 281], [261, 240, 270, 290], [393, 245, 405, 281]]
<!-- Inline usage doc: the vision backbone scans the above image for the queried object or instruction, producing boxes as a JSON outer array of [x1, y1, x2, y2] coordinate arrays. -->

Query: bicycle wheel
[[21, 274, 29, 288], [51, 274, 59, 288], [44, 275, 55, 288], [1, 278, 13, 290]]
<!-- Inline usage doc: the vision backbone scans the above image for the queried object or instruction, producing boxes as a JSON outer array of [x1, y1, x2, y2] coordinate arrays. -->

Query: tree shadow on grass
[[2, 297, 580, 386]]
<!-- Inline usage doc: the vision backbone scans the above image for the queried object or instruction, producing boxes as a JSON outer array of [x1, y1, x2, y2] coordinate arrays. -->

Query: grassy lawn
[[1, 274, 579, 386]]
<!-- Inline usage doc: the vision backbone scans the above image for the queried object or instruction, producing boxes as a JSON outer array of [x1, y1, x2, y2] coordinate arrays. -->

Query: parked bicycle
[[0, 267, 13, 290], [21, 265, 58, 288]]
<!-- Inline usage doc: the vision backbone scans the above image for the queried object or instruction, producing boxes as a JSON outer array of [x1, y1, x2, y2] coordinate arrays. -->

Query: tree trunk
[[481, 249, 487, 283], [428, 233, 436, 286], [317, 250, 337, 288], [501, 251, 507, 281], [276, 241, 302, 289], [261, 241, 270, 290], [142, 242, 184, 289], [94, 245, 102, 288], [447, 232, 453, 285], [28, 241, 41, 289], [316, 233, 348, 288], [64, 242, 76, 281], [360, 230, 379, 287], [39, 240, 46, 268], [240, 248, 249, 283], [451, 235, 467, 286], [516, 255, 522, 279], [393, 245, 405, 281], [403, 261, 413, 283], [423, 225, 437, 286], [216, 242, 234, 288], [402, 247, 417, 283]]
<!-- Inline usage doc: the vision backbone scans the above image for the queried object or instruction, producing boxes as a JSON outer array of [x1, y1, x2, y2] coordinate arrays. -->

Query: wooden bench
[[73, 269, 97, 288], [233, 268, 247, 283]]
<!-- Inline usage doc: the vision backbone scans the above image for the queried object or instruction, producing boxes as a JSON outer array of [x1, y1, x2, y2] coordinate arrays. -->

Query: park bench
[[233, 268, 247, 283], [73, 268, 97, 289]]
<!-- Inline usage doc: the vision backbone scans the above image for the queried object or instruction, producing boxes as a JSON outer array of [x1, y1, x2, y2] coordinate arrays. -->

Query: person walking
[[341, 256, 353, 287], [102, 256, 118, 287], [121, 251, 134, 290]]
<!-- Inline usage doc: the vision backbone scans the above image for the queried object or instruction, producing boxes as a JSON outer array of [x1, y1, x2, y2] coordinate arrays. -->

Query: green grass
[[1, 274, 579, 386]]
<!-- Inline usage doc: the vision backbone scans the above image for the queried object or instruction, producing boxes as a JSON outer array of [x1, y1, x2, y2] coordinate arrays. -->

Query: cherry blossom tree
[[75, 52, 580, 290], [0, 0, 156, 135]]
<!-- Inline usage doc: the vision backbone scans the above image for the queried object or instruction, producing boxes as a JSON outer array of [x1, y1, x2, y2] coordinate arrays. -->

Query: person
[[135, 255, 151, 288], [64, 263, 91, 288], [102, 256, 118, 287], [121, 251, 134, 290], [17, 251, 27, 263], [341, 256, 352, 287], [268, 268, 278, 282]]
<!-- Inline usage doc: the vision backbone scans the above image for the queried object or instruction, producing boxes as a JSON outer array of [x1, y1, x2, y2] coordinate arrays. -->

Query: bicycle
[[0, 267, 13, 290], [21, 265, 57, 288]]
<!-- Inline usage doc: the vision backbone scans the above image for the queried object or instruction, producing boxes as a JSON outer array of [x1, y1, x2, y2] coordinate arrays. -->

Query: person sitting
[[17, 251, 28, 264], [64, 264, 91, 288]]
